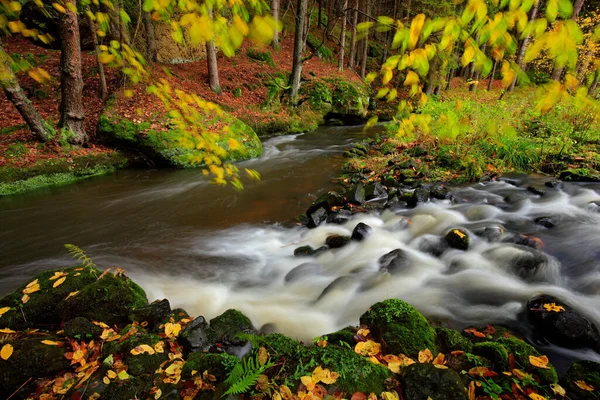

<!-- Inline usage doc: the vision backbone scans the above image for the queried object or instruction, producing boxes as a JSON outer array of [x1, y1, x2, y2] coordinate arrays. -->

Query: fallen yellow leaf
[[53, 276, 66, 288], [528, 393, 547, 400], [131, 344, 155, 356], [418, 348, 433, 363], [529, 355, 550, 369], [49, 271, 68, 281], [550, 383, 566, 396], [41, 340, 61, 346], [164, 322, 181, 338], [575, 380, 594, 391], [21, 294, 30, 304], [0, 328, 15, 334], [0, 307, 10, 317], [65, 291, 79, 300], [1, 344, 13, 360], [23, 280, 40, 295], [542, 303, 565, 312], [354, 340, 381, 356], [106, 370, 117, 379]]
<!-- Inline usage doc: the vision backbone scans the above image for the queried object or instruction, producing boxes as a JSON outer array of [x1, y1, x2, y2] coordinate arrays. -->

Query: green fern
[[64, 244, 96, 270], [223, 353, 274, 396]]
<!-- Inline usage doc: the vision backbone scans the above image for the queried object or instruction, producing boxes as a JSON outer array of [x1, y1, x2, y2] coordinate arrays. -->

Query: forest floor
[[0, 32, 361, 170]]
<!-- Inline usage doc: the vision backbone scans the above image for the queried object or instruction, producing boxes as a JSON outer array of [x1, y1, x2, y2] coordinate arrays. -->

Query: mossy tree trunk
[[207, 8, 221, 95], [488, 59, 498, 91], [58, 0, 87, 145], [0, 43, 54, 142], [338, 0, 348, 71], [289, 0, 308, 106], [272, 0, 280, 49]]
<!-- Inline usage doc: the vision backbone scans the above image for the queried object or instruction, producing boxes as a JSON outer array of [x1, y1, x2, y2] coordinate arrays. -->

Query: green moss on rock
[[98, 102, 262, 168], [58, 273, 148, 326], [436, 328, 473, 353], [360, 299, 438, 356], [0, 265, 100, 329], [209, 309, 256, 343], [64, 317, 103, 339], [472, 342, 509, 370], [401, 363, 468, 400], [182, 352, 238, 381], [496, 337, 558, 384], [0, 335, 70, 395], [324, 326, 357, 348], [561, 360, 600, 400]]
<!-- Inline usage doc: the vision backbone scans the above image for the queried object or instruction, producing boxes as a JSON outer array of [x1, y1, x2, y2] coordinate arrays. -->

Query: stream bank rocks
[[0, 268, 598, 399]]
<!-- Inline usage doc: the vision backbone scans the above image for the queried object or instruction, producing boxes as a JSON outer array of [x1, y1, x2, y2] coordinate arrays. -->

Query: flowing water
[[2, 125, 600, 367]]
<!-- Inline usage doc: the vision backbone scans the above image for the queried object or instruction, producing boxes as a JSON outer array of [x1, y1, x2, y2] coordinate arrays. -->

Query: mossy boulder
[[445, 229, 470, 251], [58, 273, 148, 326], [496, 337, 558, 384], [436, 328, 473, 353], [561, 360, 600, 400], [181, 352, 238, 381], [401, 363, 468, 400], [98, 99, 262, 168], [324, 326, 357, 347], [472, 342, 509, 370], [0, 335, 70, 395], [63, 317, 103, 339], [129, 299, 172, 330], [325, 77, 369, 120], [209, 309, 256, 344], [256, 333, 391, 394], [0, 266, 99, 330], [360, 299, 438, 356]]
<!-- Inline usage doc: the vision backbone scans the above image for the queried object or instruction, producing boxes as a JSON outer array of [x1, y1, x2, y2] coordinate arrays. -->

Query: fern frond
[[64, 244, 97, 270], [222, 352, 275, 397]]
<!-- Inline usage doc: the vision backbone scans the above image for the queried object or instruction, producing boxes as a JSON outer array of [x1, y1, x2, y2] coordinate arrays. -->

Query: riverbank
[[1, 260, 599, 399]]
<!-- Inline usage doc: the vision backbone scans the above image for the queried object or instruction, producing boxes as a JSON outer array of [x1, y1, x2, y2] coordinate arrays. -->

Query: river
[[1, 125, 600, 367]]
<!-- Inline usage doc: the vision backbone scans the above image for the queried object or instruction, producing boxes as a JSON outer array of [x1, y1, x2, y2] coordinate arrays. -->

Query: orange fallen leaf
[[0, 307, 10, 317], [41, 340, 61, 346], [21, 294, 30, 304], [23, 279, 40, 294], [468, 366, 497, 377], [0, 328, 15, 334], [542, 303, 565, 312], [529, 355, 551, 369], [528, 393, 547, 400], [574, 380, 594, 391], [131, 344, 155, 355], [164, 322, 181, 338], [432, 353, 445, 365], [468, 381, 475, 400], [354, 340, 381, 356], [65, 291, 79, 300], [49, 271, 68, 281], [1, 344, 13, 360]]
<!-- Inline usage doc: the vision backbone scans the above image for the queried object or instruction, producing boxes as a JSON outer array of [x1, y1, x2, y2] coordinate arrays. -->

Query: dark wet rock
[[64, 317, 102, 340], [527, 294, 600, 351], [0, 266, 99, 330], [511, 234, 544, 249], [285, 262, 322, 283], [317, 276, 357, 301], [351, 222, 372, 242], [559, 169, 600, 182], [561, 360, 600, 400], [365, 182, 387, 200], [346, 183, 366, 204], [325, 234, 351, 249], [360, 299, 437, 356], [383, 175, 397, 187], [545, 179, 563, 188], [436, 327, 473, 353], [0, 335, 70, 395], [408, 187, 430, 207], [484, 245, 552, 282], [418, 236, 448, 257], [481, 225, 505, 242], [430, 184, 451, 200], [500, 177, 520, 186], [180, 316, 211, 353], [445, 228, 470, 251], [294, 246, 316, 257], [504, 192, 529, 204], [307, 191, 344, 215], [129, 298, 172, 329], [379, 249, 410, 274], [58, 273, 148, 327], [307, 207, 328, 228], [534, 216, 555, 228], [327, 208, 353, 224], [210, 309, 257, 346], [401, 362, 468, 400], [527, 185, 547, 196]]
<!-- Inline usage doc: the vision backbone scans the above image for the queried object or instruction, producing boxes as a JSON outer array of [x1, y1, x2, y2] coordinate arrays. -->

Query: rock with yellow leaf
[[0, 335, 69, 395], [496, 337, 558, 385], [128, 299, 172, 330], [444, 228, 470, 251], [527, 294, 600, 352], [360, 299, 438, 357], [561, 360, 600, 400], [401, 363, 467, 400], [58, 272, 148, 326], [0, 266, 99, 330]]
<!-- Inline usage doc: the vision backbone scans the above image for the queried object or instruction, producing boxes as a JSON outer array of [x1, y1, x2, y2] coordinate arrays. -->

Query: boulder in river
[[408, 187, 430, 207], [429, 184, 452, 200], [326, 234, 351, 249], [378, 249, 411, 274], [307, 207, 328, 228], [401, 363, 468, 400], [129, 298, 172, 330], [560, 360, 600, 400], [360, 298, 438, 356], [351, 222, 372, 242], [445, 228, 470, 251], [346, 183, 366, 204], [527, 294, 600, 351]]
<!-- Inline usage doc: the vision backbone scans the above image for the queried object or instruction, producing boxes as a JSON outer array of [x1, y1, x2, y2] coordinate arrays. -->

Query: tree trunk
[[318, 0, 323, 27], [573, 0, 585, 19], [289, 0, 308, 106], [326, 0, 334, 36], [488, 60, 498, 90], [58, 0, 87, 145], [348, 0, 359, 69], [359, 0, 369, 78], [338, 0, 348, 71], [142, 11, 157, 62], [87, 10, 108, 100], [446, 68, 455, 90], [271, 0, 280, 48], [405, 0, 412, 20], [509, 0, 540, 91], [0, 44, 53, 142], [590, 72, 599, 95], [381, 0, 398, 64]]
